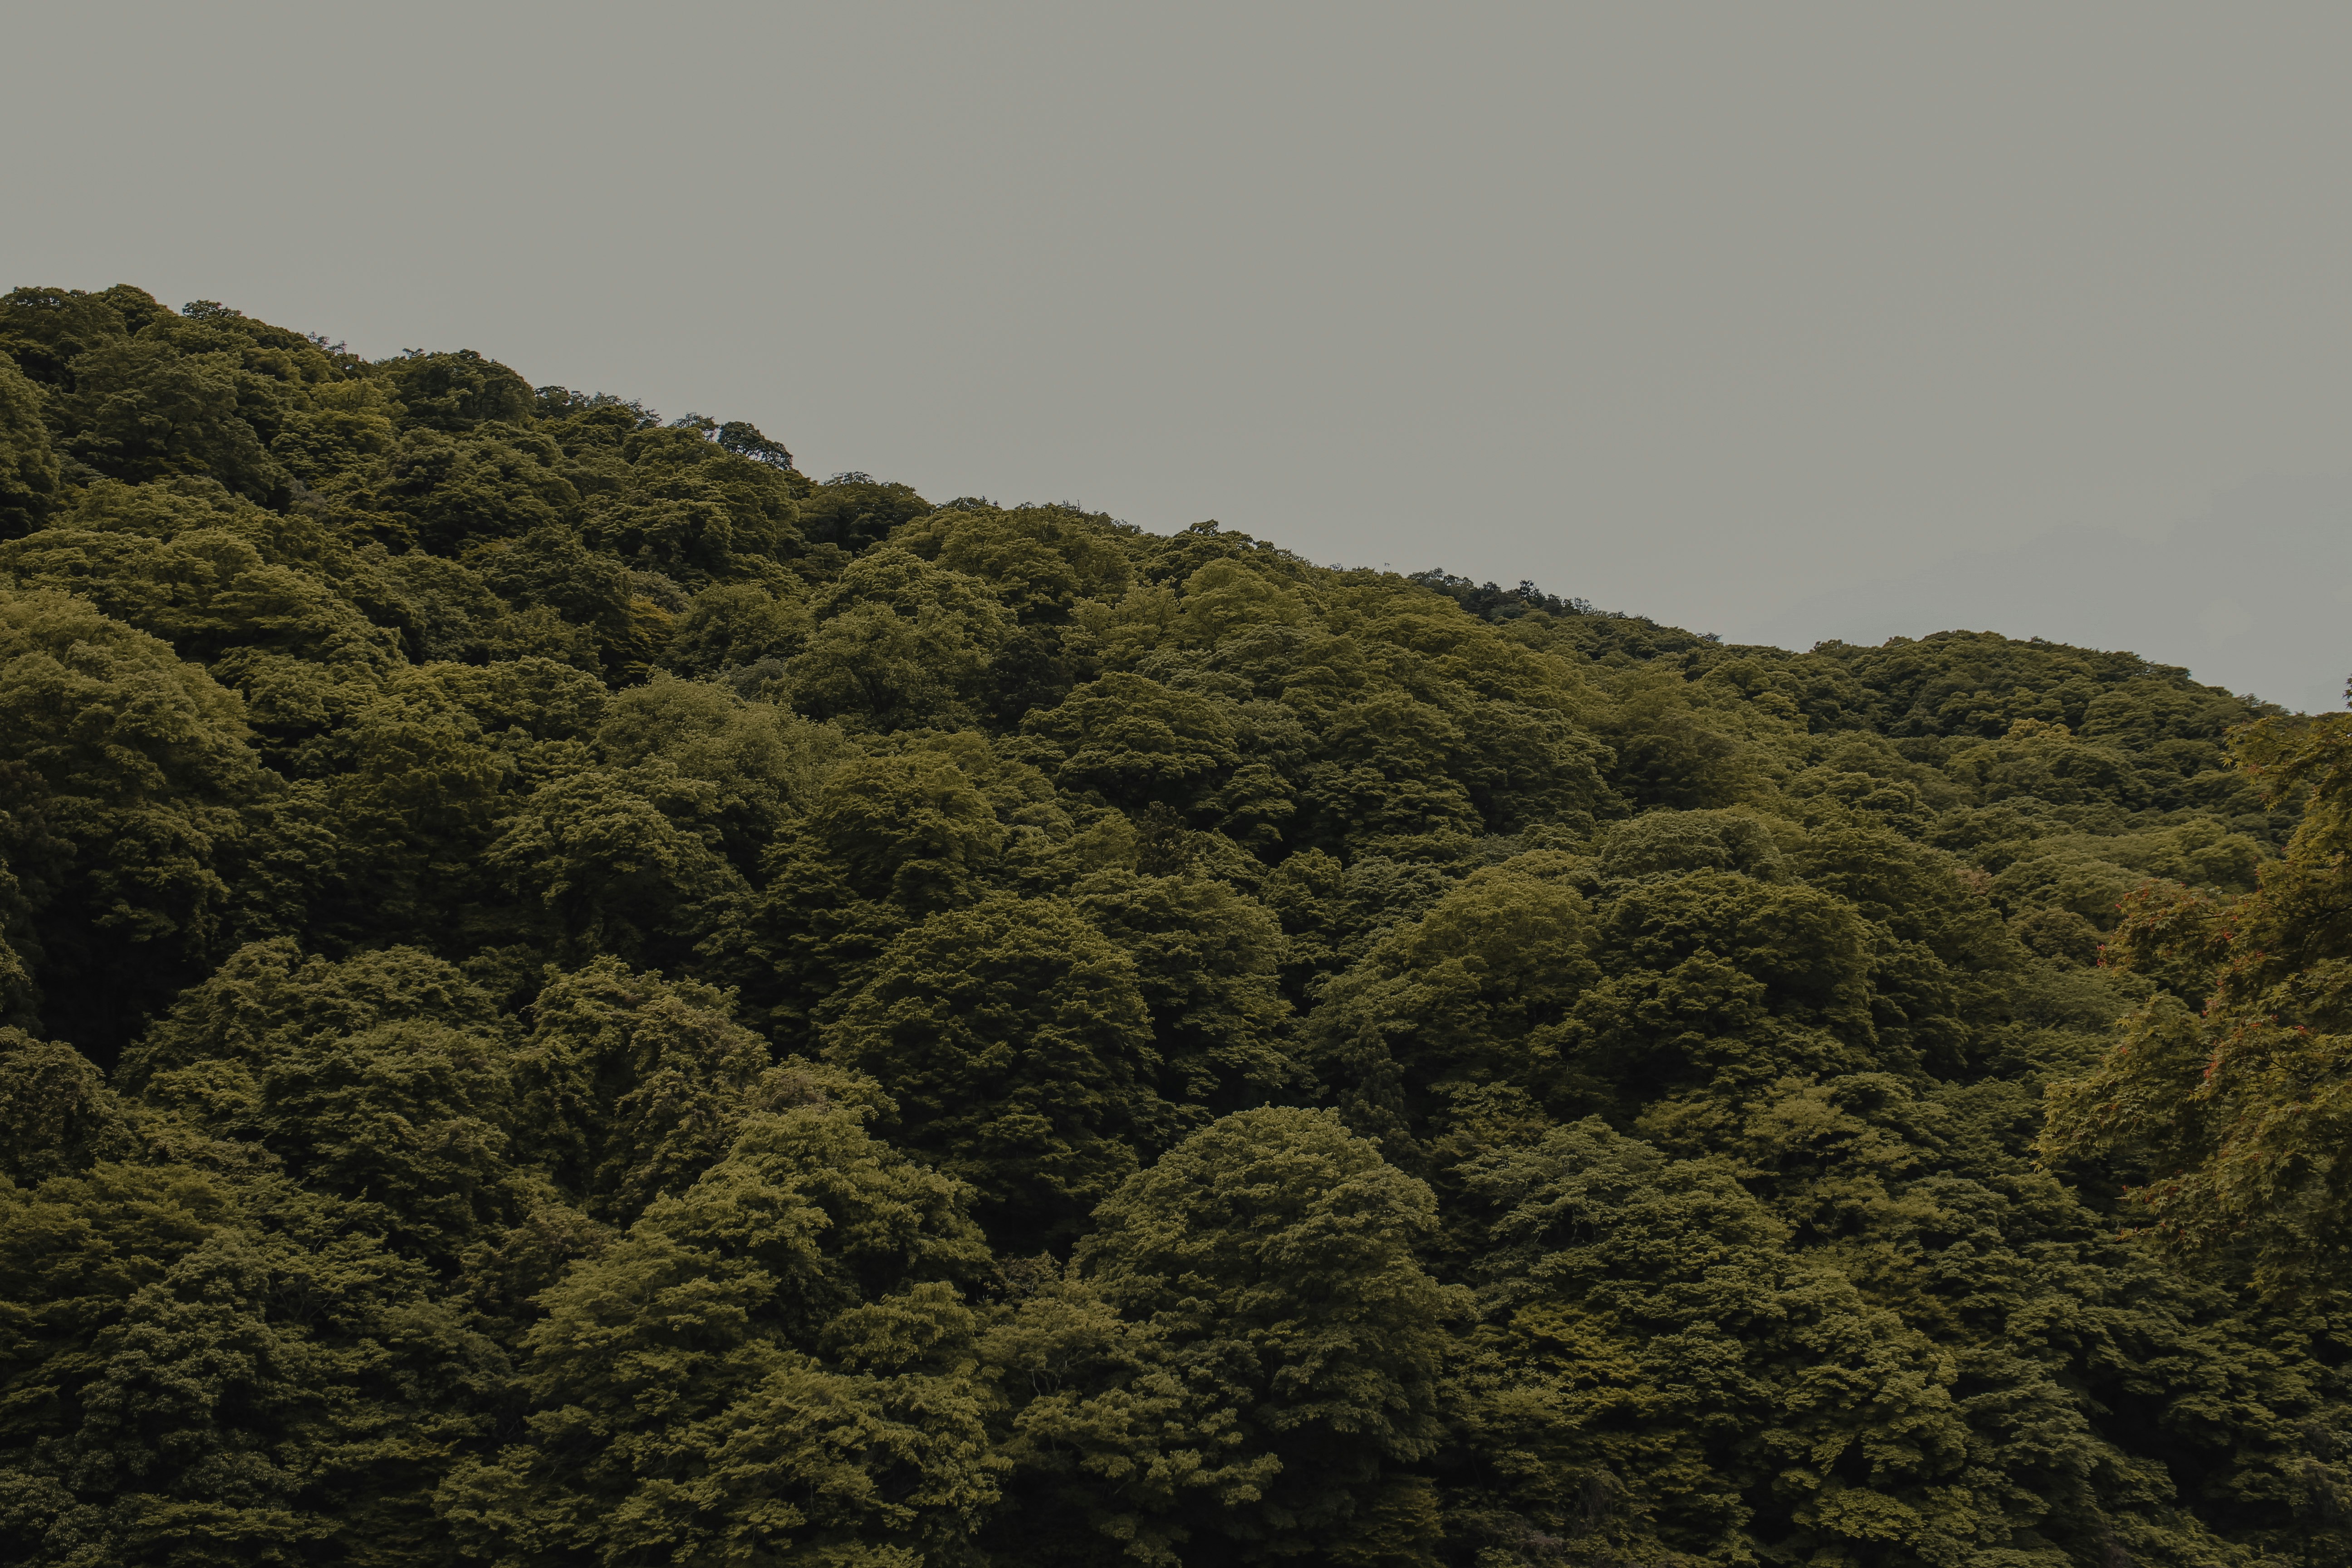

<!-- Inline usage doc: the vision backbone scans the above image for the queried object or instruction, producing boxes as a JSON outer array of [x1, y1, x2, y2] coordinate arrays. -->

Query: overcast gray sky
[[6, 3, 2347, 708]]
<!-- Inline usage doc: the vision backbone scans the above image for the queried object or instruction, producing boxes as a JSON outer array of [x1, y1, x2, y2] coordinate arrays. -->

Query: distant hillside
[[2, 284, 2345, 1568]]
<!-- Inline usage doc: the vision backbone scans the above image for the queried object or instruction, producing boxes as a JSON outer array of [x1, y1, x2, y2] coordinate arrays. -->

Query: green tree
[[1019, 671, 1242, 813], [1579, 862, 1882, 1104], [1307, 853, 1600, 1159], [505, 956, 773, 1222], [1073, 867, 1300, 1121], [905, 501, 1135, 622], [54, 333, 287, 500], [1448, 1117, 1999, 1566], [2044, 710, 2352, 1294], [823, 895, 1164, 1246], [482, 765, 743, 965], [0, 1028, 132, 1182], [795, 473, 931, 551], [785, 547, 1013, 730], [0, 1168, 503, 1566], [118, 941, 522, 1264], [359, 428, 579, 554], [2, 279, 2342, 1566], [1069, 1107, 1461, 1566], [662, 581, 809, 676], [377, 349, 535, 433], [0, 353, 61, 539], [728, 747, 1009, 1044], [0, 587, 269, 1058], [978, 1267, 1277, 1567], [437, 1096, 1000, 1567]]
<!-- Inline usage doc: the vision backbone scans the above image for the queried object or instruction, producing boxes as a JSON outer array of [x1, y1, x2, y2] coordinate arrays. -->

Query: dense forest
[[3, 284, 2350, 1568]]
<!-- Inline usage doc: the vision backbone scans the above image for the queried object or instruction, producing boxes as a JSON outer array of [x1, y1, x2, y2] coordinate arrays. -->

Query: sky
[[5, 3, 2347, 709]]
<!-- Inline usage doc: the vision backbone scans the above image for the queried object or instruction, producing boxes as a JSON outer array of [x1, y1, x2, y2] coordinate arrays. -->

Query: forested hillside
[[3, 285, 2349, 1568]]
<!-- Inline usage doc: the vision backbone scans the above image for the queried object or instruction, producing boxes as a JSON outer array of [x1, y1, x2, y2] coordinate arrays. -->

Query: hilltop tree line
[[2, 284, 2350, 1568]]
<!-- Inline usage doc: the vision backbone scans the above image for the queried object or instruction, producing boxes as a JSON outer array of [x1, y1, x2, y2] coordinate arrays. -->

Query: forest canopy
[[1, 284, 2347, 1568]]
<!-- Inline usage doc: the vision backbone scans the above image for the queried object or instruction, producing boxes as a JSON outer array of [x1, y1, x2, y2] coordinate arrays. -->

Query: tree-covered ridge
[[0, 284, 2340, 1568]]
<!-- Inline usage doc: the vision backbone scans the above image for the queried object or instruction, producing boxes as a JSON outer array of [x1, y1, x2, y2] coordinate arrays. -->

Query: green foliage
[[0, 1029, 129, 1182], [0, 283, 2339, 1567], [0, 1152, 503, 1566], [1072, 867, 1299, 1118], [787, 547, 1014, 730], [118, 941, 520, 1262], [663, 581, 809, 676], [438, 1095, 999, 1567], [920, 502, 1134, 622], [1012, 1107, 1461, 1565], [379, 350, 536, 433], [1308, 853, 1602, 1157], [0, 353, 61, 539], [823, 895, 1164, 1247], [505, 956, 773, 1221], [0, 583, 272, 1050], [2044, 711, 2352, 1299], [1452, 1117, 1973, 1563], [798, 474, 932, 552]]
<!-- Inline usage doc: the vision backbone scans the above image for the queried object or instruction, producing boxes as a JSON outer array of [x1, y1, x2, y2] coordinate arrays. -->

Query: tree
[[485, 764, 741, 961], [823, 895, 1164, 1247], [715, 418, 792, 468], [118, 941, 521, 1264], [785, 548, 1013, 730], [1070, 1107, 1461, 1566], [1074, 867, 1300, 1122], [1308, 853, 1600, 1160], [505, 956, 773, 1223], [55, 336, 287, 500], [360, 428, 579, 554], [795, 474, 931, 551], [0, 587, 267, 1059], [377, 349, 535, 432], [1449, 1117, 1989, 1566], [437, 1096, 1000, 1567], [731, 749, 1009, 1044], [909, 502, 1135, 623], [1019, 671, 1241, 812], [0, 353, 61, 539], [0, 1161, 501, 1566], [0, 1028, 130, 1183], [662, 582, 808, 676], [2044, 710, 2352, 1294]]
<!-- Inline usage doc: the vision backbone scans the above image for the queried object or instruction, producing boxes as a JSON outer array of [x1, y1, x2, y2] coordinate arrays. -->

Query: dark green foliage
[[1072, 867, 1299, 1118], [0, 1029, 129, 1181], [0, 584, 270, 1054], [797, 472, 932, 551], [0, 283, 2338, 1568], [714, 418, 791, 468], [1449, 1117, 1977, 1563], [985, 1107, 1459, 1565], [823, 894, 1164, 1247], [0, 353, 61, 539], [1022, 671, 1242, 810], [1074, 1107, 1460, 1564], [117, 941, 521, 1263], [438, 1093, 1000, 1566], [505, 956, 774, 1221], [379, 350, 536, 433], [786, 546, 1014, 729], [361, 428, 579, 554], [2044, 710, 2352, 1300]]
